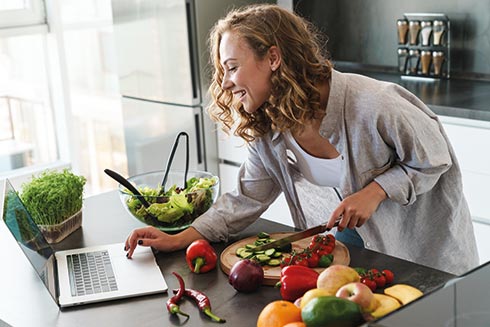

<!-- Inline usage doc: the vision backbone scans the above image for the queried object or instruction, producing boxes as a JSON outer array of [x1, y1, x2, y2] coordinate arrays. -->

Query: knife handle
[[325, 220, 340, 232]]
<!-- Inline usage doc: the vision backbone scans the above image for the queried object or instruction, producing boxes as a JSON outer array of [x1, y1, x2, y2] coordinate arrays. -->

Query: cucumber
[[257, 232, 270, 239], [255, 254, 271, 263], [272, 251, 282, 258], [268, 259, 281, 266], [235, 247, 246, 256], [234, 232, 289, 266], [264, 248, 276, 256], [240, 251, 254, 259]]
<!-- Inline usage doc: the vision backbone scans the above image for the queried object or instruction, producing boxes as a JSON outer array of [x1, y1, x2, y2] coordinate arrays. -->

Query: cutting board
[[220, 232, 350, 286]]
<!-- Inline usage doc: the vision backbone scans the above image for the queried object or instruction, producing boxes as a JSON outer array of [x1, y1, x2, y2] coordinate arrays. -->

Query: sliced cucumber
[[272, 251, 282, 258], [264, 248, 276, 256], [268, 259, 281, 266], [240, 251, 254, 259], [257, 232, 270, 239], [255, 254, 271, 263], [234, 232, 289, 266]]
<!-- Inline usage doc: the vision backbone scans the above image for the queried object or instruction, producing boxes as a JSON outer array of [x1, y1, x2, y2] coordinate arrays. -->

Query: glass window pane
[[60, 0, 127, 195], [0, 33, 59, 173], [0, 0, 26, 11], [0, 0, 45, 29]]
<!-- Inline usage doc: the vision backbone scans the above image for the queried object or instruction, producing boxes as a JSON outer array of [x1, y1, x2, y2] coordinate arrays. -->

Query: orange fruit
[[256, 300, 302, 327], [283, 322, 306, 327]]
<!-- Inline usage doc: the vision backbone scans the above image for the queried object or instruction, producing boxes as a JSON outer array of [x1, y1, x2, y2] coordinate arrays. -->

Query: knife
[[251, 221, 340, 252]]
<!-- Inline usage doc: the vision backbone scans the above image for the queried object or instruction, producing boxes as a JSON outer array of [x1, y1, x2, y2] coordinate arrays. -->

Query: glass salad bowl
[[118, 170, 219, 233]]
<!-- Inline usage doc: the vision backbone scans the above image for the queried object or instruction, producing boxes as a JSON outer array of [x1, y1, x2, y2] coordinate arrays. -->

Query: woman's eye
[[228, 66, 237, 72]]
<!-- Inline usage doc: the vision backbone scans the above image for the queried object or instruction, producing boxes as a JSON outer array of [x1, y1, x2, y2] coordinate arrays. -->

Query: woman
[[125, 4, 478, 275]]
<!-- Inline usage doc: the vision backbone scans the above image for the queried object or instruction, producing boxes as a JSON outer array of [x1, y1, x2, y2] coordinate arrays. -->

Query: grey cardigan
[[193, 70, 479, 275]]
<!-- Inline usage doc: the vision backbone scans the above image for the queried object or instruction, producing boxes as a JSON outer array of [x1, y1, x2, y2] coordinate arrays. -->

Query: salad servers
[[160, 131, 190, 194], [104, 168, 154, 209]]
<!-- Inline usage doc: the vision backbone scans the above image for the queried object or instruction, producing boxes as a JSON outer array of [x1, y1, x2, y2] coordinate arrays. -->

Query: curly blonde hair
[[207, 4, 333, 142]]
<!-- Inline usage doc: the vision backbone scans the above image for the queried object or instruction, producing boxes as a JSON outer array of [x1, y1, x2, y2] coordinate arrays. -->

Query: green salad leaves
[[125, 176, 217, 227]]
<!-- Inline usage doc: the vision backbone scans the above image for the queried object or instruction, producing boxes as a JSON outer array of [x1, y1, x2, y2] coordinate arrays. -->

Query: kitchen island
[[0, 190, 455, 326]]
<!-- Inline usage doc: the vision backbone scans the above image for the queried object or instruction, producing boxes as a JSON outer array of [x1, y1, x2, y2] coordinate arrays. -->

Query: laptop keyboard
[[67, 250, 118, 296]]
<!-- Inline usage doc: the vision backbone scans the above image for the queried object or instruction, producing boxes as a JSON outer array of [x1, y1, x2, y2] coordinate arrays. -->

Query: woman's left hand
[[327, 182, 387, 231]]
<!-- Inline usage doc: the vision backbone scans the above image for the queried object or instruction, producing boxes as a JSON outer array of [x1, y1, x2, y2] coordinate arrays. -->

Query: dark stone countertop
[[335, 62, 490, 122]]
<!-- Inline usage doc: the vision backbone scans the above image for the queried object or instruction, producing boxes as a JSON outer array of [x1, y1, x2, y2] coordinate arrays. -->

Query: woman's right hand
[[124, 226, 203, 258]]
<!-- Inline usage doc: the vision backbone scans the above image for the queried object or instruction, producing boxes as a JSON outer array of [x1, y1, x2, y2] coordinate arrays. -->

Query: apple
[[336, 282, 378, 313], [316, 264, 361, 295]]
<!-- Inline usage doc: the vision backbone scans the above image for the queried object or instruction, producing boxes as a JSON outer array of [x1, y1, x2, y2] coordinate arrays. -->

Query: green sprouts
[[20, 169, 86, 225]]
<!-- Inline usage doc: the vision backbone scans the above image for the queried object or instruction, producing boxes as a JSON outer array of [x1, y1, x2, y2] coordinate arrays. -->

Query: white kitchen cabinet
[[440, 116, 490, 223], [473, 221, 490, 265], [439, 115, 490, 264]]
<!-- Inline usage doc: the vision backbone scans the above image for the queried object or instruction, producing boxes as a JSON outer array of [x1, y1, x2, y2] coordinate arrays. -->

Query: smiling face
[[219, 31, 278, 114]]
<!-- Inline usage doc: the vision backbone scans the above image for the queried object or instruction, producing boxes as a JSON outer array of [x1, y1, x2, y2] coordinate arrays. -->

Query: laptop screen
[[2, 179, 58, 303]]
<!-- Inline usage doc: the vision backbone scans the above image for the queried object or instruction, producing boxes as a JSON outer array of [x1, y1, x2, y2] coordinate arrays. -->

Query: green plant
[[20, 169, 86, 225]]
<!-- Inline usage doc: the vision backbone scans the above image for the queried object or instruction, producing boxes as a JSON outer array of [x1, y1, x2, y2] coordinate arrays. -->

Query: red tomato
[[361, 277, 377, 292], [295, 257, 309, 267], [307, 253, 319, 268], [373, 273, 386, 288], [382, 269, 395, 284], [280, 256, 293, 268]]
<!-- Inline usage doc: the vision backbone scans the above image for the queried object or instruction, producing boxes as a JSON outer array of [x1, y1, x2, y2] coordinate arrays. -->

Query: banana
[[370, 293, 401, 319], [384, 284, 423, 305]]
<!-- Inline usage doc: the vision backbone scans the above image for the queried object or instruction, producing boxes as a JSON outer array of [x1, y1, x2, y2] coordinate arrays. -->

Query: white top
[[283, 131, 342, 187]]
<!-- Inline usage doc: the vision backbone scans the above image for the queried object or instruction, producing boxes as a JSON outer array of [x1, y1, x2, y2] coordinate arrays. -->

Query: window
[[0, 1, 58, 175], [0, 0, 128, 195], [0, 0, 45, 29]]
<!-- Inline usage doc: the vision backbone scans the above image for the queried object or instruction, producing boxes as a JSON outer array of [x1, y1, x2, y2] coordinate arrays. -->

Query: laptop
[[1, 178, 167, 308]]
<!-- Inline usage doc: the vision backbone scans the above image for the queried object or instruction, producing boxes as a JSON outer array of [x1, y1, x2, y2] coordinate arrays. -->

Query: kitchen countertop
[[0, 190, 455, 326], [335, 62, 490, 122]]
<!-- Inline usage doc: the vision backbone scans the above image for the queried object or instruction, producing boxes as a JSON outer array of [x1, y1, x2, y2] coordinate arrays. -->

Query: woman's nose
[[221, 73, 232, 90]]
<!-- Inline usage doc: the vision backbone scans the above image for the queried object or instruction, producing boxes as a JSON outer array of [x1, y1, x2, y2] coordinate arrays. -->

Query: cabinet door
[[473, 221, 490, 265], [440, 116, 490, 223]]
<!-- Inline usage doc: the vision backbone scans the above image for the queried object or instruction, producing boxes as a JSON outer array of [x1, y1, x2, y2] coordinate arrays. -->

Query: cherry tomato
[[280, 256, 293, 268], [373, 273, 386, 288], [382, 269, 395, 284], [295, 256, 309, 267], [361, 277, 377, 292], [307, 252, 319, 268]]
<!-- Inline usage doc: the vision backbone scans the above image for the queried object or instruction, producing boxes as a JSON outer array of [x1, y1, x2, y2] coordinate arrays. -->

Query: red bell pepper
[[278, 265, 319, 301], [186, 239, 218, 273]]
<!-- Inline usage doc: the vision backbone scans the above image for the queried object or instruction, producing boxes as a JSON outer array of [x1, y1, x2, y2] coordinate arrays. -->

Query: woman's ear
[[269, 46, 281, 71]]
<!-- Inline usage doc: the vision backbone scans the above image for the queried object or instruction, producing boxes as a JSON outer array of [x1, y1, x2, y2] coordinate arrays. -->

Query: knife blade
[[251, 221, 340, 252]]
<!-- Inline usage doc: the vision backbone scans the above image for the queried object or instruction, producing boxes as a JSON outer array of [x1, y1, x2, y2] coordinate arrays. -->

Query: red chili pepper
[[172, 288, 226, 323], [186, 239, 218, 273], [166, 272, 189, 318], [278, 265, 319, 301]]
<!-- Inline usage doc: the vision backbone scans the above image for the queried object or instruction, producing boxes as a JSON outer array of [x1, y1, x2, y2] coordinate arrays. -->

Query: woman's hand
[[124, 226, 204, 258], [327, 182, 387, 231]]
